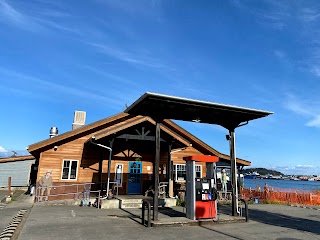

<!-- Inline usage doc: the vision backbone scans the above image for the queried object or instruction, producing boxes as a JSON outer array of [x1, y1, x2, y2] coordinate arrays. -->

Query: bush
[[176, 198, 185, 207]]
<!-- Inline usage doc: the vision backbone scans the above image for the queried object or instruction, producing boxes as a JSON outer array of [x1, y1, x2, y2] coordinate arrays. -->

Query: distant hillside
[[242, 168, 284, 176]]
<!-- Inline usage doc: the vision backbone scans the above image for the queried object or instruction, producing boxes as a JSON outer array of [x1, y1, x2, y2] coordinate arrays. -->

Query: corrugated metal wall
[[0, 159, 35, 187]]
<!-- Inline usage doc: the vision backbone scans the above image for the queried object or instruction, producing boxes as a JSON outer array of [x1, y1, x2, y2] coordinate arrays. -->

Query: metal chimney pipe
[[49, 127, 58, 138]]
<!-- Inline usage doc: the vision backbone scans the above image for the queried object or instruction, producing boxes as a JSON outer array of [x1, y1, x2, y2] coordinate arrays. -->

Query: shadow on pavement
[[200, 225, 245, 240], [218, 204, 320, 235], [249, 208, 320, 235], [158, 207, 185, 217]]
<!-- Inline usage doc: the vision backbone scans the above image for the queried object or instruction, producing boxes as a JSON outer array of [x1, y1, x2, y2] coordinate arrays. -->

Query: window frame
[[114, 163, 124, 187], [173, 163, 202, 182], [61, 159, 79, 180]]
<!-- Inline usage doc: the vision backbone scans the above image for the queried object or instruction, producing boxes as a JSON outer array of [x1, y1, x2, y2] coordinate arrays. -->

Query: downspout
[[90, 136, 113, 198]]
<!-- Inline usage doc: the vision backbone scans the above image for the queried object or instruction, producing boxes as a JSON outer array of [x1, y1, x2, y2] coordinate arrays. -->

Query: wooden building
[[27, 112, 250, 199]]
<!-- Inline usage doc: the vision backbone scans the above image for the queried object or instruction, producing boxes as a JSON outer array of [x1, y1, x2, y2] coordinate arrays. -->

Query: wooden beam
[[153, 122, 160, 221], [116, 134, 166, 142], [92, 116, 147, 141]]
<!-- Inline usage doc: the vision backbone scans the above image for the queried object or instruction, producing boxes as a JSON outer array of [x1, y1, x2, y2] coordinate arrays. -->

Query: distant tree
[[241, 167, 284, 176]]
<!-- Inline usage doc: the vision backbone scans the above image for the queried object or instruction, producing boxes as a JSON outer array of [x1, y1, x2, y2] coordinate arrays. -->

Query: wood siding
[[37, 131, 210, 195]]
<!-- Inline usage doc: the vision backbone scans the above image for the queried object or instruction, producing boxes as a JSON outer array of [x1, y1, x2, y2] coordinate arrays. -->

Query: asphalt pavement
[[15, 202, 320, 240]]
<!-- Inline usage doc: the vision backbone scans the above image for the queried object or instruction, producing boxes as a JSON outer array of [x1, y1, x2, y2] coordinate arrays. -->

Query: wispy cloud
[[0, 0, 77, 33], [285, 93, 320, 127], [82, 65, 139, 86], [274, 50, 286, 59], [0, 0, 39, 31], [232, 1, 320, 78], [299, 8, 320, 22], [0, 67, 124, 106], [96, 0, 164, 21], [0, 146, 8, 153], [89, 42, 175, 70], [271, 164, 320, 175], [231, 0, 290, 30]]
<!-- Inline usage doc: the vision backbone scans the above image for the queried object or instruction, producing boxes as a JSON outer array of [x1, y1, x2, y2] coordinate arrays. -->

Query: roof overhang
[[125, 92, 273, 130], [0, 155, 35, 164]]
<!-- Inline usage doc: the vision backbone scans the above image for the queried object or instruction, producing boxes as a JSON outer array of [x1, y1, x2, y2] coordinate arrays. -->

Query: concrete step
[[120, 199, 143, 208]]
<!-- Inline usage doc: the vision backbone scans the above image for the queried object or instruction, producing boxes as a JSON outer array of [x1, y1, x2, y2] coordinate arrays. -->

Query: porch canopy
[[125, 92, 273, 219]]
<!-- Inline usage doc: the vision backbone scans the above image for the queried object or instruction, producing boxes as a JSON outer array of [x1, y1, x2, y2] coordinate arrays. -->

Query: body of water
[[243, 178, 320, 192]]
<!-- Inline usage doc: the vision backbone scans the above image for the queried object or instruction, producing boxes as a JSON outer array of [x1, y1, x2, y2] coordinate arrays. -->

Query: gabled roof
[[0, 155, 35, 164], [125, 92, 273, 130], [89, 115, 191, 147], [28, 112, 130, 156], [28, 112, 251, 166]]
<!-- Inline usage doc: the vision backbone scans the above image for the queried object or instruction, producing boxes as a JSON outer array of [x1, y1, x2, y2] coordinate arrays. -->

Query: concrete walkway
[[16, 203, 320, 240], [0, 190, 34, 238]]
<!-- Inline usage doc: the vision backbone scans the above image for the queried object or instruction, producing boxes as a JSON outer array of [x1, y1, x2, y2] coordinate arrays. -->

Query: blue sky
[[0, 0, 320, 175]]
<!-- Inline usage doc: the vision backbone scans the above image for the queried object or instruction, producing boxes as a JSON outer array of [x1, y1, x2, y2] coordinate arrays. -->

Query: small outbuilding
[[0, 155, 36, 187]]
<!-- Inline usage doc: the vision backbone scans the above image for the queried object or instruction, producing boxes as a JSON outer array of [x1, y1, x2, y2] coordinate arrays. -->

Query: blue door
[[128, 162, 142, 194]]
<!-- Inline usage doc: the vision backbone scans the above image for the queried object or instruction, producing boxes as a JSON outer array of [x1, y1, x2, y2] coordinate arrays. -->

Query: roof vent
[[72, 111, 86, 130], [49, 127, 58, 138]]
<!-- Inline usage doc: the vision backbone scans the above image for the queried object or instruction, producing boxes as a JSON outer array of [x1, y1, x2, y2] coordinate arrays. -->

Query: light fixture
[[225, 135, 230, 141], [192, 117, 201, 123]]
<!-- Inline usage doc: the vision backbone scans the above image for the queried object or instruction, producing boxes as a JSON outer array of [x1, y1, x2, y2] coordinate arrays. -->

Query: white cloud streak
[[0, 67, 124, 106], [0, 0, 39, 31], [0, 146, 8, 153], [285, 93, 320, 127], [89, 42, 175, 70], [271, 164, 320, 175], [231, 1, 320, 77], [0, 0, 77, 33], [299, 8, 320, 22]]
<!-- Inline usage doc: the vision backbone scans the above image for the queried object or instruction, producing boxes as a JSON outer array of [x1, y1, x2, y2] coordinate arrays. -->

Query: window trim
[[61, 159, 79, 180], [173, 164, 202, 182]]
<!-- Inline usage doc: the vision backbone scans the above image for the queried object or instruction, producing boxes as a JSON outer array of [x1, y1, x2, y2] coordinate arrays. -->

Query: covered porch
[[82, 116, 191, 198]]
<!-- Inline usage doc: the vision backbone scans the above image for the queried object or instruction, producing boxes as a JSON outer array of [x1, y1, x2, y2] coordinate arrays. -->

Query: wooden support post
[[8, 176, 11, 197], [153, 122, 160, 221], [167, 144, 172, 197], [229, 130, 238, 216], [99, 151, 103, 190]]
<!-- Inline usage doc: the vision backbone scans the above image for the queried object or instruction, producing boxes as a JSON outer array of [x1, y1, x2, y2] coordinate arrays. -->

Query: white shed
[[0, 155, 36, 187]]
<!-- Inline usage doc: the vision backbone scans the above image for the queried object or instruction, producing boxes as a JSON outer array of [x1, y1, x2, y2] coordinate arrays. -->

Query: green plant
[[176, 198, 185, 207]]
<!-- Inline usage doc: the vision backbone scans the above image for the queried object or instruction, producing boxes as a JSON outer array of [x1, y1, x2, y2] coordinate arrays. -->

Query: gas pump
[[195, 178, 218, 219], [184, 155, 219, 220]]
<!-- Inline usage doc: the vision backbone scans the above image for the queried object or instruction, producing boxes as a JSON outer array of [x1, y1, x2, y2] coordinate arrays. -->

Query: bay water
[[243, 178, 320, 192]]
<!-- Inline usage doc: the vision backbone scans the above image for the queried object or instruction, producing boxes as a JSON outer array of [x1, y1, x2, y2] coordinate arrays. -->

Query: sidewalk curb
[[0, 209, 28, 240], [288, 204, 320, 210]]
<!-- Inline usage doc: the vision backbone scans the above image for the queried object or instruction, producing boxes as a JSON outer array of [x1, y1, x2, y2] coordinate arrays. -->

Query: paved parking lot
[[16, 203, 320, 240]]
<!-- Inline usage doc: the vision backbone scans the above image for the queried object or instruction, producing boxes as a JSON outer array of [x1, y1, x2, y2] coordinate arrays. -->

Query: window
[[195, 165, 202, 178], [114, 164, 123, 187], [62, 160, 78, 180], [173, 164, 202, 182]]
